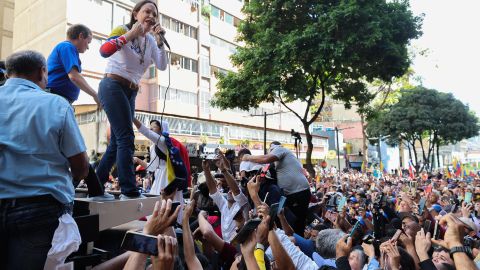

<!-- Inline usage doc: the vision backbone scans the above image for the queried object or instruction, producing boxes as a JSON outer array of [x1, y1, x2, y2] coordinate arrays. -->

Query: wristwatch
[[450, 246, 473, 259], [255, 243, 265, 251]]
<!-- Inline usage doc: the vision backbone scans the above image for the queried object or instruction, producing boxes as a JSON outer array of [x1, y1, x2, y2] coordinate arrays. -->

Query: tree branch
[[376, 83, 392, 111], [307, 81, 326, 125], [278, 92, 304, 122], [303, 76, 318, 120]]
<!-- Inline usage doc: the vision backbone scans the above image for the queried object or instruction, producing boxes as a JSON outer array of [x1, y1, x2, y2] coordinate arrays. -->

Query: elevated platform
[[70, 191, 160, 269], [74, 194, 159, 231]]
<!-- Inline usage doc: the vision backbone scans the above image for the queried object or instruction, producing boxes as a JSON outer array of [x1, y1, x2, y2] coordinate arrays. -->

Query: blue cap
[[349, 197, 358, 203], [430, 204, 442, 213]]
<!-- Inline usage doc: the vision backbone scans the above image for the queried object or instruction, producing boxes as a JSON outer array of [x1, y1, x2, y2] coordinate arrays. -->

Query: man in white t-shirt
[[242, 141, 311, 235], [266, 229, 319, 270], [202, 153, 249, 243]]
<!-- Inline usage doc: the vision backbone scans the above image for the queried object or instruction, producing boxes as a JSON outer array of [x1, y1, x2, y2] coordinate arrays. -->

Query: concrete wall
[[13, 0, 67, 56]]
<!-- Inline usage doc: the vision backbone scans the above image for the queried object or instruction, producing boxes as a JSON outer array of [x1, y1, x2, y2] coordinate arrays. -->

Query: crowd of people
[[87, 143, 480, 270], [1, 0, 480, 269]]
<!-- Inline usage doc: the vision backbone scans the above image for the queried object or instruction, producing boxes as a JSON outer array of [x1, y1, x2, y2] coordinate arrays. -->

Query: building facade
[[12, 0, 328, 160], [0, 0, 14, 59]]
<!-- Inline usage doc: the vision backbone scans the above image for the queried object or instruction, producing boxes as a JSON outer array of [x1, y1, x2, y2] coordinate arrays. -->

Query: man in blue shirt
[[48, 24, 111, 200], [0, 50, 89, 269], [47, 24, 100, 106]]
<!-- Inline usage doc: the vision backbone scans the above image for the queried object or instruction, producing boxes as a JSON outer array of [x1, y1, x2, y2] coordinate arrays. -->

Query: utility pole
[[249, 110, 287, 154], [335, 127, 340, 170], [264, 111, 267, 154]]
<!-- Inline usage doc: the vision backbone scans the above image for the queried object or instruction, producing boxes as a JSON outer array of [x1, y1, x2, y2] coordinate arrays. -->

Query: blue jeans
[[0, 195, 65, 270], [96, 77, 139, 197]]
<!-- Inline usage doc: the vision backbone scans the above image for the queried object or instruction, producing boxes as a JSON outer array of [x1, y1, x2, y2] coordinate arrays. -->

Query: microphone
[[150, 21, 171, 50], [158, 31, 171, 50]]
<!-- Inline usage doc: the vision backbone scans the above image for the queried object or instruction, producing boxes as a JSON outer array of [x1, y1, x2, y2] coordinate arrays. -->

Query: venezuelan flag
[[162, 132, 188, 194]]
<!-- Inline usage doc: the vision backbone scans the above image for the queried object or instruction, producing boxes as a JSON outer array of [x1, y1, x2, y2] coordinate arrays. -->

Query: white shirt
[[105, 27, 167, 84], [266, 229, 319, 270], [209, 191, 249, 243], [239, 161, 263, 173], [138, 124, 183, 224]]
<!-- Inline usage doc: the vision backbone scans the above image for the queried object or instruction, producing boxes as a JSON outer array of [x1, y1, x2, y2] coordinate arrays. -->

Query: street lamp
[[248, 110, 287, 154], [369, 135, 390, 168]]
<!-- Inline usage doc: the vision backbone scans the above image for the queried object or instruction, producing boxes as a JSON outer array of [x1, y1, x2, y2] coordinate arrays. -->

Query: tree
[[357, 68, 417, 166], [212, 0, 422, 176], [367, 87, 479, 172]]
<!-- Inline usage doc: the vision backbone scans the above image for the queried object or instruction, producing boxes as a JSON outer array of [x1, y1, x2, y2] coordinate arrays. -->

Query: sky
[[409, 0, 480, 116]]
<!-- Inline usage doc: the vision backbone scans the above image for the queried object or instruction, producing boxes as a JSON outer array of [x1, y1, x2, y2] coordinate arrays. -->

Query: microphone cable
[[141, 41, 171, 173]]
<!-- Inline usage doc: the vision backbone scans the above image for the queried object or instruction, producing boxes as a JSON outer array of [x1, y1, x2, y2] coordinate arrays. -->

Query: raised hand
[[143, 199, 180, 236], [336, 235, 353, 259], [431, 214, 465, 249], [201, 160, 210, 173], [126, 22, 145, 41], [415, 228, 431, 261], [183, 199, 195, 223], [152, 235, 177, 270]]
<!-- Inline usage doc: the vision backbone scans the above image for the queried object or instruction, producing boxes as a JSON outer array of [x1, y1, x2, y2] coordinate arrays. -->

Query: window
[[160, 14, 198, 40], [190, 28, 197, 39], [161, 15, 170, 29], [200, 56, 210, 78], [169, 52, 197, 72], [211, 66, 228, 77], [200, 91, 211, 114], [67, 0, 113, 34], [234, 17, 241, 27], [191, 60, 198, 73], [159, 86, 197, 105], [210, 5, 241, 27], [211, 6, 220, 18], [170, 53, 181, 66], [113, 5, 130, 26], [143, 65, 156, 79], [225, 13, 234, 25], [82, 37, 107, 73], [200, 78, 210, 89], [211, 36, 238, 54]]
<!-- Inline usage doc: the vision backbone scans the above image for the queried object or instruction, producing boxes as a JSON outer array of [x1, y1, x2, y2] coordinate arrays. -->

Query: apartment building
[[12, 0, 328, 159], [0, 0, 14, 59]]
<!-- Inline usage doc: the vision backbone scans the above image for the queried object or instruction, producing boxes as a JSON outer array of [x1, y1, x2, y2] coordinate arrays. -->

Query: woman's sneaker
[[89, 192, 116, 201], [119, 194, 146, 200]]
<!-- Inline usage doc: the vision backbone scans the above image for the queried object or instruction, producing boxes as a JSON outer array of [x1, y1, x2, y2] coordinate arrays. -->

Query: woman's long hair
[[126, 0, 158, 29]]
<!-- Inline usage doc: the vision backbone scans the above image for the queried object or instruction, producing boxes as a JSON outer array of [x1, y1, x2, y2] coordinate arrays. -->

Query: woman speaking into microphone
[[97, 0, 167, 199]]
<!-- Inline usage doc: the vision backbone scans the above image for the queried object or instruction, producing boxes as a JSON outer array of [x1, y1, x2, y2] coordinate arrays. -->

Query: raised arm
[[267, 228, 295, 270], [100, 23, 144, 58], [133, 118, 167, 154], [218, 152, 240, 196], [247, 176, 262, 208], [198, 211, 225, 252], [277, 209, 295, 237], [243, 154, 278, 165], [182, 200, 203, 270], [201, 160, 217, 195]]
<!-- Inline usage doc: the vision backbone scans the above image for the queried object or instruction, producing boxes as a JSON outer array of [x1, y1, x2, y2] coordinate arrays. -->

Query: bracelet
[[255, 243, 265, 251]]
